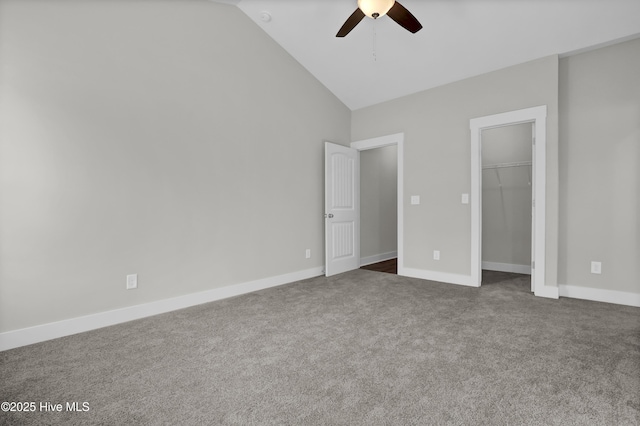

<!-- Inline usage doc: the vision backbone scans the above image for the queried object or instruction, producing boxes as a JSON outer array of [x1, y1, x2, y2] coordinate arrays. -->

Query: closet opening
[[481, 123, 533, 289], [470, 105, 556, 298]]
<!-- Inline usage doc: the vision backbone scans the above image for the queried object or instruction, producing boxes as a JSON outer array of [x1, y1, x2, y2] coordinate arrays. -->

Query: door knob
[[325, 213, 334, 218]]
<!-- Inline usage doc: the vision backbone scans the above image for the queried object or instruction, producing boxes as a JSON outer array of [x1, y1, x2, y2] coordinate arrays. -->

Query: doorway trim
[[470, 106, 557, 298], [351, 133, 404, 275]]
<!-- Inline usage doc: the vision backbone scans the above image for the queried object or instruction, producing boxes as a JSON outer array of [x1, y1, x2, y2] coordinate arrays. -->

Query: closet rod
[[482, 161, 532, 170]]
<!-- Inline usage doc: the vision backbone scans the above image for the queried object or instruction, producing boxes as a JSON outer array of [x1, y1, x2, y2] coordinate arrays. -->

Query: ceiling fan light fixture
[[337, 0, 420, 37], [357, 0, 395, 19]]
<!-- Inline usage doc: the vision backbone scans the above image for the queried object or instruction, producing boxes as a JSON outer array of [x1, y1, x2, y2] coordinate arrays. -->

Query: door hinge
[[532, 260, 535, 269]]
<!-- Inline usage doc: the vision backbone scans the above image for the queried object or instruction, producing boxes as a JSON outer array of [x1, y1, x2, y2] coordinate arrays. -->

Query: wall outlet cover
[[126, 274, 138, 289]]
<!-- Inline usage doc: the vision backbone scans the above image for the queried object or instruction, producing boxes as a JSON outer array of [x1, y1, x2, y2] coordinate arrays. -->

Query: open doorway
[[324, 134, 404, 277], [352, 133, 404, 275], [481, 123, 533, 288], [359, 144, 398, 274], [470, 106, 557, 298], [482, 123, 533, 274]]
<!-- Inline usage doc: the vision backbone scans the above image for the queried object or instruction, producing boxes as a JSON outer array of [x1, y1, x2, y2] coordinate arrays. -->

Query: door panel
[[325, 142, 360, 276]]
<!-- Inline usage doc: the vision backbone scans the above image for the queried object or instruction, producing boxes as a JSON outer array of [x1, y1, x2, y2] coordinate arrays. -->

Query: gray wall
[[558, 37, 640, 294], [1, 0, 636, 335], [0, 0, 350, 332], [482, 124, 532, 268], [352, 56, 559, 284], [360, 145, 397, 260]]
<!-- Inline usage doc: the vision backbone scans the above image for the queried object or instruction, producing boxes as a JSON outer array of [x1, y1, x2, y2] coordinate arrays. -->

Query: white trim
[[397, 138, 404, 276], [559, 285, 640, 308], [351, 133, 402, 150], [402, 268, 476, 287], [0, 267, 324, 352], [535, 284, 559, 299], [351, 132, 405, 275], [482, 261, 531, 275], [208, 0, 240, 5], [360, 251, 397, 267], [470, 106, 553, 298]]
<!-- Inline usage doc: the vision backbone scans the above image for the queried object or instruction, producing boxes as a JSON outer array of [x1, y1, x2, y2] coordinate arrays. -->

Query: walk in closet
[[481, 122, 533, 274]]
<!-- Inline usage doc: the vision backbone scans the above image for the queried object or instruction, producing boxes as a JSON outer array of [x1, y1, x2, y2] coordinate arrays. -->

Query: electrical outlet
[[590, 261, 602, 274], [433, 250, 440, 261], [126, 274, 138, 289], [305, 249, 311, 259]]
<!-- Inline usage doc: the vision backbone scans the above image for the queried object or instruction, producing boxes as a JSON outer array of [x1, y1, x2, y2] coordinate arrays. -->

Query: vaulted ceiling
[[213, 0, 640, 110]]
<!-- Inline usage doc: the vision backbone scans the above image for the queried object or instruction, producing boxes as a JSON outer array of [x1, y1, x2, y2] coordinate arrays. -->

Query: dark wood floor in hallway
[[360, 258, 397, 274]]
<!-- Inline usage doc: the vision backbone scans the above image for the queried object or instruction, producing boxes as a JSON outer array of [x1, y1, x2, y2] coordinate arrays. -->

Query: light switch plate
[[590, 261, 602, 274], [411, 195, 420, 205], [461, 193, 469, 204]]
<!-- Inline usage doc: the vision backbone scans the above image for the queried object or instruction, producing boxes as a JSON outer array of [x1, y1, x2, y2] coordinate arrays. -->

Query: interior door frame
[[470, 106, 557, 298], [351, 132, 404, 275]]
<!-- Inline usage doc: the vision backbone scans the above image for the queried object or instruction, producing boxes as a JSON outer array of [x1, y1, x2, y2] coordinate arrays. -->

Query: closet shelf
[[482, 161, 532, 170]]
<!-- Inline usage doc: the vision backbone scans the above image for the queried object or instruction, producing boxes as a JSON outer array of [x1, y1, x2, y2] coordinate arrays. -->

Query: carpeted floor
[[1, 270, 639, 425]]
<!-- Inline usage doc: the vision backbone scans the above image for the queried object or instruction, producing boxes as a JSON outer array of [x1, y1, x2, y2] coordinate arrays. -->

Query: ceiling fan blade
[[336, 8, 366, 37], [387, 1, 423, 34]]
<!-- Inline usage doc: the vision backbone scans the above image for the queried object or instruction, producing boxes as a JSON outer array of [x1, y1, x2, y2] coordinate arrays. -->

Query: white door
[[325, 142, 360, 277]]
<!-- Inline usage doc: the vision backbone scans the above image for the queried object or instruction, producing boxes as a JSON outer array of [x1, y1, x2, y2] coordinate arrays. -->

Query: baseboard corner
[[534, 285, 560, 299]]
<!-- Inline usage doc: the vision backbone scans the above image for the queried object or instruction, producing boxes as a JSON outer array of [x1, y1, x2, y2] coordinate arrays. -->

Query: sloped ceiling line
[[211, 0, 640, 110]]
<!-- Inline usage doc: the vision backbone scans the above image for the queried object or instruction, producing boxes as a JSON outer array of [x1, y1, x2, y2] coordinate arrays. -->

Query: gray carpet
[[1, 270, 639, 425]]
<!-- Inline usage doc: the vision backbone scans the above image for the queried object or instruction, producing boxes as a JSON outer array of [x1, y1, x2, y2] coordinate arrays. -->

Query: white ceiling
[[214, 0, 640, 110]]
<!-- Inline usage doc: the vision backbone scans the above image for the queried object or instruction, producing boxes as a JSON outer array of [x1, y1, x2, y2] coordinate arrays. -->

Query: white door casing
[[351, 133, 404, 275], [325, 142, 360, 276], [530, 122, 537, 293], [470, 105, 558, 299]]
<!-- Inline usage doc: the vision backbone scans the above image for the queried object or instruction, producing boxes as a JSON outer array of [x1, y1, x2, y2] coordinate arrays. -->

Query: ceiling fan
[[336, 0, 423, 37]]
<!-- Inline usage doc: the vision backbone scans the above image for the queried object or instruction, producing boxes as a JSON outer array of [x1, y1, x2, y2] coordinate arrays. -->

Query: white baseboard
[[400, 266, 561, 299], [559, 284, 640, 308], [400, 267, 477, 287], [482, 261, 531, 275], [534, 285, 559, 299], [360, 251, 397, 267], [0, 267, 324, 352]]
